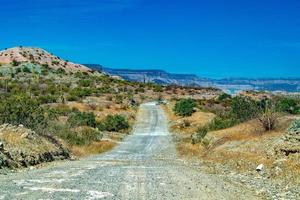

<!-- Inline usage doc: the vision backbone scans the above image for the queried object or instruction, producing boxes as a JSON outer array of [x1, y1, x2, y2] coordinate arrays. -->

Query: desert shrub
[[201, 137, 212, 149], [276, 97, 300, 114], [38, 94, 58, 104], [16, 68, 22, 74], [153, 85, 163, 92], [56, 68, 66, 74], [22, 66, 31, 73], [98, 114, 129, 132], [78, 79, 93, 87], [208, 115, 236, 130], [51, 60, 59, 65], [173, 98, 196, 116], [258, 110, 278, 131], [258, 102, 278, 131], [67, 94, 79, 101], [69, 87, 92, 99], [67, 110, 96, 128], [0, 94, 47, 131], [11, 60, 20, 66], [218, 93, 231, 101], [50, 123, 102, 146], [41, 63, 49, 69], [230, 96, 260, 122], [74, 71, 84, 78], [115, 94, 123, 104], [191, 126, 208, 144], [136, 87, 145, 93]]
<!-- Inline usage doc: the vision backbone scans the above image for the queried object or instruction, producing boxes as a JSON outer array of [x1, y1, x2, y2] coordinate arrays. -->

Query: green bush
[[56, 68, 66, 74], [69, 87, 92, 99], [38, 94, 58, 104], [230, 96, 260, 122], [11, 60, 20, 66], [22, 66, 31, 73], [208, 116, 236, 130], [67, 94, 79, 101], [173, 98, 196, 116], [0, 94, 47, 131], [78, 79, 93, 87], [98, 114, 129, 132], [276, 97, 300, 114], [49, 123, 102, 146], [67, 110, 96, 128]]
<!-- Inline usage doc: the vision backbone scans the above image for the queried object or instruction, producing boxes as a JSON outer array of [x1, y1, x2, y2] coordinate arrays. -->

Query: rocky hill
[[0, 47, 91, 73]]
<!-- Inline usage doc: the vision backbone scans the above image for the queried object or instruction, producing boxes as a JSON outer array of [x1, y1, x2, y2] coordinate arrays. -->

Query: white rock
[[256, 164, 264, 172]]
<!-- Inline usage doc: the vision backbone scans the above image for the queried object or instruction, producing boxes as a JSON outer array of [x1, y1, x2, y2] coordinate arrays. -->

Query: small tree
[[173, 98, 196, 116]]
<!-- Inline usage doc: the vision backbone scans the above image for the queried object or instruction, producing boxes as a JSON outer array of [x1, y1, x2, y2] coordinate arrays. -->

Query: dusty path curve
[[0, 103, 258, 199]]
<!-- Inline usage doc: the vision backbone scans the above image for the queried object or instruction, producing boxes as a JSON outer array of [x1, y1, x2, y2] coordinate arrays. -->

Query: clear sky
[[0, 0, 300, 78]]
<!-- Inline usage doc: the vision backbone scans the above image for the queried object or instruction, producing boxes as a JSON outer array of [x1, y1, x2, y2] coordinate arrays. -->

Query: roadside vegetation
[[0, 62, 170, 160], [0, 57, 220, 164], [165, 91, 300, 187]]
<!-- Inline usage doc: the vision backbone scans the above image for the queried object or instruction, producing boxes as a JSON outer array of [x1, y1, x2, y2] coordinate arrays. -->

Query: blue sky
[[0, 0, 300, 78]]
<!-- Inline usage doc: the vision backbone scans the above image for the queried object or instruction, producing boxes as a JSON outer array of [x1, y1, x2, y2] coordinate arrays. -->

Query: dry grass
[[173, 113, 300, 181], [0, 128, 58, 154], [70, 141, 116, 157], [162, 102, 215, 135]]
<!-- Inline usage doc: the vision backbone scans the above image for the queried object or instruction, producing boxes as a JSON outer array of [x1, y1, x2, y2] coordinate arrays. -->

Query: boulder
[[256, 164, 264, 172]]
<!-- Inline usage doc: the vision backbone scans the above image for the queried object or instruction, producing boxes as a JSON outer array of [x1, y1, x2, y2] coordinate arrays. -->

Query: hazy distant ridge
[[84, 64, 300, 93]]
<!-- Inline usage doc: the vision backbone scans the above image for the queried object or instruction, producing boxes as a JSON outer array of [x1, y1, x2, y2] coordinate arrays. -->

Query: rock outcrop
[[0, 124, 70, 169], [275, 120, 300, 156]]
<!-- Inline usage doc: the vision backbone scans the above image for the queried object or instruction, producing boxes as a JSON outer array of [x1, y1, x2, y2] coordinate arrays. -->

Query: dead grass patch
[[70, 141, 116, 157]]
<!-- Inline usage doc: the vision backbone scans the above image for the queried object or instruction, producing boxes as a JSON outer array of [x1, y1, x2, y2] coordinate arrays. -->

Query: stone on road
[[0, 102, 258, 199]]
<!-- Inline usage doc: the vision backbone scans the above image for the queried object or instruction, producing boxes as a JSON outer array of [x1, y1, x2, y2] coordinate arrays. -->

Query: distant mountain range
[[85, 64, 300, 94]]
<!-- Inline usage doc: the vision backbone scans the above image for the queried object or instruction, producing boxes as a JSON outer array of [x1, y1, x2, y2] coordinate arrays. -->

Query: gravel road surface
[[0, 102, 259, 199]]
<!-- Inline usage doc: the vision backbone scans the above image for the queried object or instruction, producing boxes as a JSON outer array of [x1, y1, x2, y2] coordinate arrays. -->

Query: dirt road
[[0, 102, 258, 199]]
